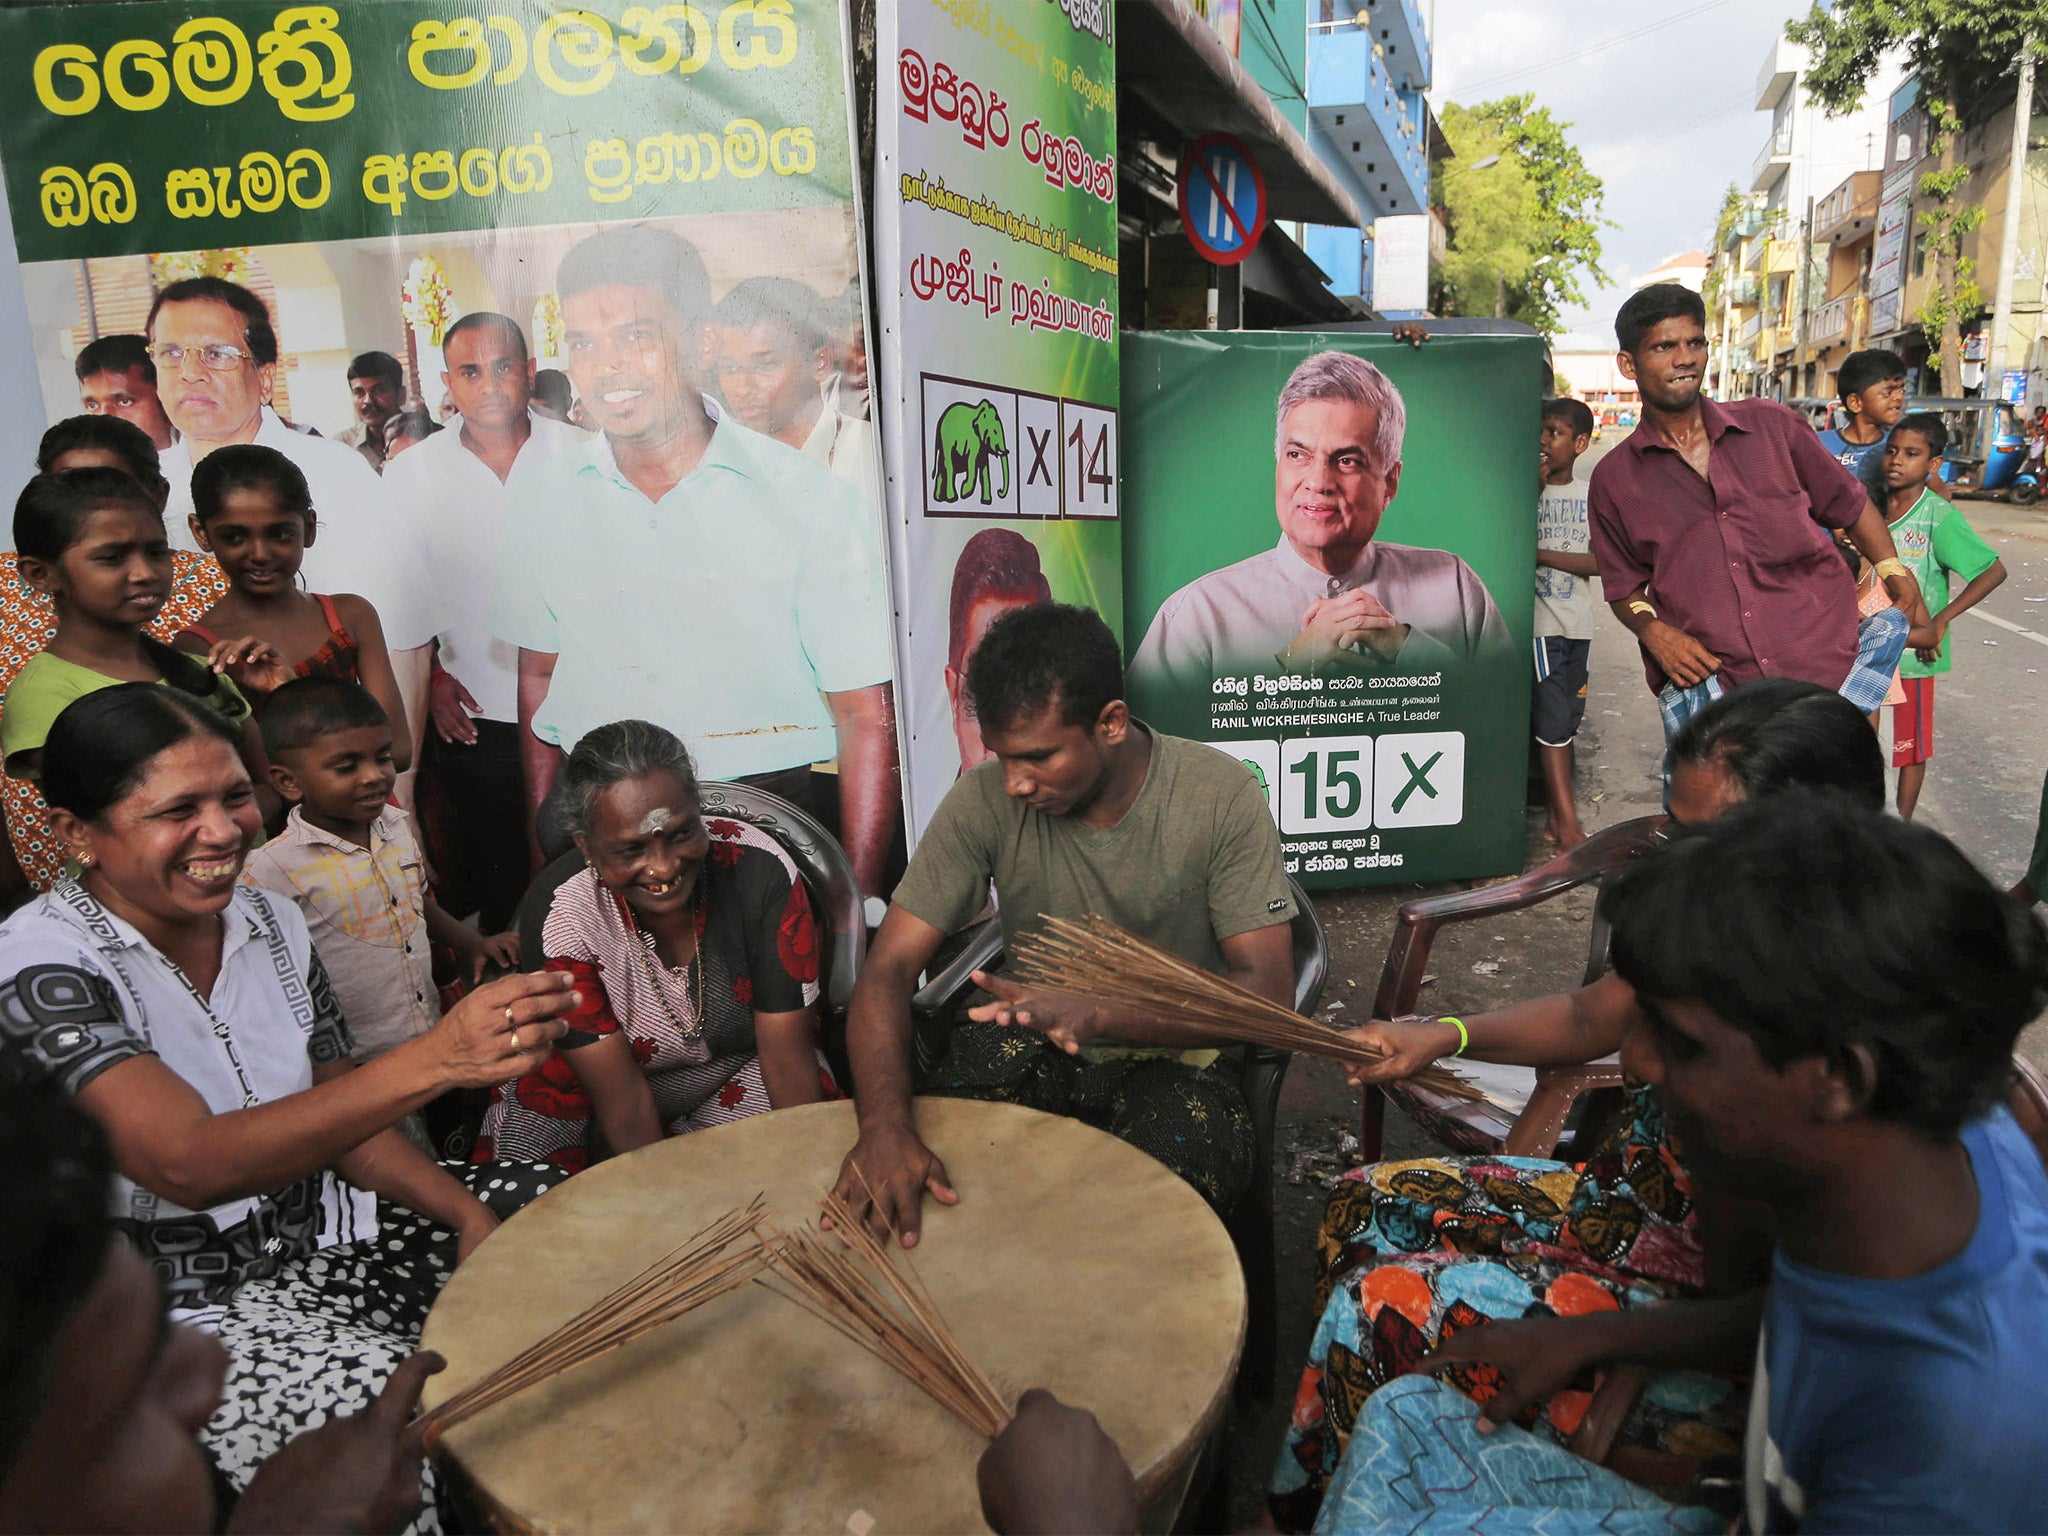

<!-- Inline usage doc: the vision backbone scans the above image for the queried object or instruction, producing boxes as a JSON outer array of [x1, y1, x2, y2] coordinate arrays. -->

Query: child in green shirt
[[1880, 412, 2007, 818], [2, 468, 268, 801]]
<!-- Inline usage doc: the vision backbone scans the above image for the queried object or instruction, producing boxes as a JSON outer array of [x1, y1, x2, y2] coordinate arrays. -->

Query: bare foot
[[1542, 820, 1589, 851]]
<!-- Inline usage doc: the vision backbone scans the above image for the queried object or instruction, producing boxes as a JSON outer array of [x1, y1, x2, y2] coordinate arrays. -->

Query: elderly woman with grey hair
[[474, 720, 834, 1171]]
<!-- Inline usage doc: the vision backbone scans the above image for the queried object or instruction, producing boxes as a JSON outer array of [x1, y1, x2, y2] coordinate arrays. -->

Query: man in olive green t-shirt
[[832, 604, 1298, 1242]]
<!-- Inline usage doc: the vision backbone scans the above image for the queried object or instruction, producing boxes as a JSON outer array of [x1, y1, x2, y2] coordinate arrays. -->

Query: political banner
[[0, 1, 907, 899], [1123, 330, 1538, 888], [874, 0, 1122, 843]]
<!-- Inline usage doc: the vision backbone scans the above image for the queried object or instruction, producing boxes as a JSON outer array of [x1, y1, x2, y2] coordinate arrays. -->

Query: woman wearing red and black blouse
[[475, 719, 834, 1171]]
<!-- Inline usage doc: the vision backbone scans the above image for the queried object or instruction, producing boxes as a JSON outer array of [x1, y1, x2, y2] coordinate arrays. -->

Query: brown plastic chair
[[1363, 815, 1671, 1160]]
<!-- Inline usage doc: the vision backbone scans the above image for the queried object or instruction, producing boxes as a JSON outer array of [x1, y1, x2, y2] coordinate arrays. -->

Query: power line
[[1596, 85, 1756, 174], [1451, 0, 1742, 97]]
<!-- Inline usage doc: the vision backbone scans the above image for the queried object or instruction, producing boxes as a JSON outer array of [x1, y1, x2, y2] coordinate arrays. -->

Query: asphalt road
[[1911, 494, 2048, 888]]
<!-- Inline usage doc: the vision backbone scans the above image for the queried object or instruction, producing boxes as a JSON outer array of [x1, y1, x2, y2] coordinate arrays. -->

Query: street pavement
[[1215, 431, 2048, 1525]]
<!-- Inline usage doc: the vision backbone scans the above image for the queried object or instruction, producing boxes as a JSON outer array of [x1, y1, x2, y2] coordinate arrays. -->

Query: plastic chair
[[1362, 815, 1671, 1161], [908, 876, 1330, 1395]]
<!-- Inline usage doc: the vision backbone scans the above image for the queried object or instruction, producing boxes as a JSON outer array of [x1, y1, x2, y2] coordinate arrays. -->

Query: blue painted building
[[1301, 0, 1432, 305]]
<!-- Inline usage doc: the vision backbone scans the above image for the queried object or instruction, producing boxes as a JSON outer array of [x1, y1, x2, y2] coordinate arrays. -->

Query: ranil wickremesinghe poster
[[1123, 330, 1538, 888]]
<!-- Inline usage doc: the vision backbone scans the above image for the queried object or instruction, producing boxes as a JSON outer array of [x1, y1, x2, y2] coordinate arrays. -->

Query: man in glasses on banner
[[146, 277, 436, 730]]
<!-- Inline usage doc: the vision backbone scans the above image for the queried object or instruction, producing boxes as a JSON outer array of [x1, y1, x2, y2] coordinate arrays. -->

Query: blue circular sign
[[1177, 132, 1268, 266]]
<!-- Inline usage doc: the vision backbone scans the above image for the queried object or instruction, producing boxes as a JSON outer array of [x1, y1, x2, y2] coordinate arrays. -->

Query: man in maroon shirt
[[1589, 284, 1925, 727]]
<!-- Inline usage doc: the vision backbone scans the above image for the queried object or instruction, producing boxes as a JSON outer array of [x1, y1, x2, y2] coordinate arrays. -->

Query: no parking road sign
[[1177, 132, 1267, 266]]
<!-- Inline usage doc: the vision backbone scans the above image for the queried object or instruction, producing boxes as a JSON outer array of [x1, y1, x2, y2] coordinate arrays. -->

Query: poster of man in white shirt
[[1132, 350, 1510, 692]]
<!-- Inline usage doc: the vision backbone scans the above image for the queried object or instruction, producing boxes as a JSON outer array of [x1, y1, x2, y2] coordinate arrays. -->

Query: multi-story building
[[1708, 199, 1768, 399], [1808, 170, 1882, 398], [1749, 35, 1899, 398], [1297, 0, 1434, 311], [1873, 72, 2047, 405]]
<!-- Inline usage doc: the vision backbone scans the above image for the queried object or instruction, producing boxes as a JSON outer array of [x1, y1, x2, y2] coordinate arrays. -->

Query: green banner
[[1122, 330, 1539, 888], [1, 1, 852, 260], [875, 0, 1121, 841]]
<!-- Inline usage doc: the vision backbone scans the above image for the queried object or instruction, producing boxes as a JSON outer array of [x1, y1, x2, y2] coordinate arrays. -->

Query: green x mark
[[1390, 750, 1444, 814]]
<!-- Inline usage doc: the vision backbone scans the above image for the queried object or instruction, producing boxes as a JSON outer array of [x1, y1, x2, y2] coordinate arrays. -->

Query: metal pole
[[1798, 194, 1814, 395], [1984, 39, 2036, 401]]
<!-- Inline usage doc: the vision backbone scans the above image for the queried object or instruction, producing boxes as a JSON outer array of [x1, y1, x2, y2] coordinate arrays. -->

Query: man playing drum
[[832, 603, 1298, 1240]]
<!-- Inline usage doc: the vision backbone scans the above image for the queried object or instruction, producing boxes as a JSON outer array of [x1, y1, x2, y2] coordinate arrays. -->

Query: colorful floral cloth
[[1271, 1084, 1746, 1530], [0, 553, 226, 890], [474, 817, 833, 1170]]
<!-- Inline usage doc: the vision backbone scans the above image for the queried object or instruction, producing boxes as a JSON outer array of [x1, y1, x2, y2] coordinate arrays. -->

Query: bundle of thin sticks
[[1006, 914, 1484, 1100], [418, 1197, 774, 1445], [759, 1189, 1010, 1439]]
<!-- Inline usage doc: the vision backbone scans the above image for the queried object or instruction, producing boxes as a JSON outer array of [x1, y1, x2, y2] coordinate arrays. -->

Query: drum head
[[422, 1097, 1246, 1533]]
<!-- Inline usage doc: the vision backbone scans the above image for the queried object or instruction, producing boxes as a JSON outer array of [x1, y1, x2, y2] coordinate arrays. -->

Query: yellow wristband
[[1627, 598, 1656, 619], [1440, 1015, 1468, 1058], [1873, 558, 1910, 582]]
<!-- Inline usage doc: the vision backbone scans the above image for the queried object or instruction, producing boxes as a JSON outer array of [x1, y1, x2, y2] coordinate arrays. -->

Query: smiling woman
[[475, 718, 834, 1172], [0, 683, 584, 1525]]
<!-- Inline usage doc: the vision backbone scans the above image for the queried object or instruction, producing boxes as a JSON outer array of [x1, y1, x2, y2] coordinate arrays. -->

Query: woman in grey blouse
[[0, 684, 578, 1524]]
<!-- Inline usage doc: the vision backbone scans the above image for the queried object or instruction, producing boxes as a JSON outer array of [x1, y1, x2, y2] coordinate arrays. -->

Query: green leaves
[[1786, 0, 2037, 389], [1431, 94, 1609, 337]]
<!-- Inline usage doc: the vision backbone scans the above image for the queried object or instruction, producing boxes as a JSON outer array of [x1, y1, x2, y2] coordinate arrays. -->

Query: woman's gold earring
[[77, 850, 95, 868]]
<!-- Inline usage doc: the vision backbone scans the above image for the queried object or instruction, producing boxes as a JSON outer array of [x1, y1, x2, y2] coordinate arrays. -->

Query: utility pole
[[1797, 194, 1815, 396], [1984, 39, 2037, 407]]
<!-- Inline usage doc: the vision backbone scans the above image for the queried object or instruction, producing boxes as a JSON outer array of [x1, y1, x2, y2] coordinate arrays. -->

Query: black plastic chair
[[907, 876, 1330, 1396], [510, 780, 867, 1087]]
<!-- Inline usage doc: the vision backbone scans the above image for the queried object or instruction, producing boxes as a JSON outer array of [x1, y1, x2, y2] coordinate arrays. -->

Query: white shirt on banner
[[1132, 535, 1511, 694], [799, 404, 882, 502], [381, 409, 589, 724], [160, 407, 435, 650]]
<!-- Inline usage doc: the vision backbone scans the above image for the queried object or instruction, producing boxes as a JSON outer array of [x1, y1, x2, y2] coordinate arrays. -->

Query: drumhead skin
[[422, 1097, 1246, 1534]]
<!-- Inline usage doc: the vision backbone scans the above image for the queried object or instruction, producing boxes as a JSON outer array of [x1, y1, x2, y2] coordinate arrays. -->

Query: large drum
[[421, 1097, 1246, 1533]]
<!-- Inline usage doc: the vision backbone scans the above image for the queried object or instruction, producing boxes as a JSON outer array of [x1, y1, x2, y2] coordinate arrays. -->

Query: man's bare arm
[[516, 648, 564, 872], [830, 906, 957, 1245], [825, 682, 901, 898], [1607, 586, 1720, 687], [1844, 499, 1929, 623]]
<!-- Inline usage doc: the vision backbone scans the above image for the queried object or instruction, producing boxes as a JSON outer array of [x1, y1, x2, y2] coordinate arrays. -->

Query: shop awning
[[1119, 0, 1365, 230]]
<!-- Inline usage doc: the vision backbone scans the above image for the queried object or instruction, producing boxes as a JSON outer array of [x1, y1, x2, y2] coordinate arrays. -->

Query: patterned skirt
[[198, 1161, 561, 1535], [1270, 1086, 1746, 1530]]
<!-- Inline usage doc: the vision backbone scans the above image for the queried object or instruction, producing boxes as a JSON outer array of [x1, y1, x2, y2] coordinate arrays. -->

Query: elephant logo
[[930, 398, 1010, 505]]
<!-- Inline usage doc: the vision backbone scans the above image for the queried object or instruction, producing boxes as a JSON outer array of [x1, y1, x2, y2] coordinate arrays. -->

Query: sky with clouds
[[1426, 0, 1820, 349]]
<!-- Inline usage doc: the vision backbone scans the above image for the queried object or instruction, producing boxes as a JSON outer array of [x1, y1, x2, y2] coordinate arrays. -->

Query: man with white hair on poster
[[1132, 350, 1508, 692]]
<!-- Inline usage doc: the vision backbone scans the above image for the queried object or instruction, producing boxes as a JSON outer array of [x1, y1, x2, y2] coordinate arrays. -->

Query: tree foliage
[[1700, 183, 1747, 317], [1431, 94, 1609, 336], [1788, 0, 2036, 387]]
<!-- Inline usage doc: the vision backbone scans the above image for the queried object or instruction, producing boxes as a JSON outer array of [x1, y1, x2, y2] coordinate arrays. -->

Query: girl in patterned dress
[[172, 444, 412, 761], [476, 719, 835, 1171], [1272, 681, 1887, 1528]]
